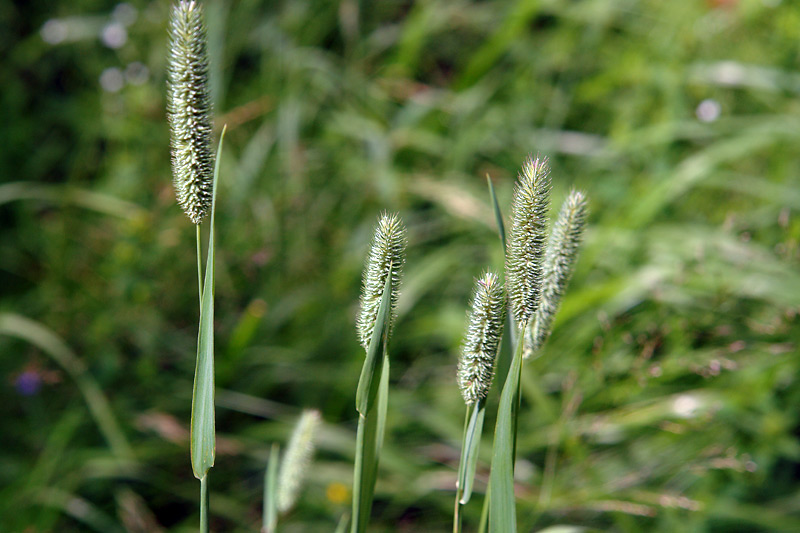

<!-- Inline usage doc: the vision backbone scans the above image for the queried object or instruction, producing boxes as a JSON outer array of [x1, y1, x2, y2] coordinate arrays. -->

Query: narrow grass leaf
[[487, 175, 507, 253], [488, 331, 525, 533], [263, 443, 279, 533], [458, 399, 486, 504], [190, 126, 226, 479], [352, 354, 390, 533]]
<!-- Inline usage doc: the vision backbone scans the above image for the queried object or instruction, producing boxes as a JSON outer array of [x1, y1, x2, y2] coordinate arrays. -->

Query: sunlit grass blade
[[458, 399, 486, 505], [190, 125, 225, 480], [262, 443, 279, 533], [335, 513, 350, 533], [488, 328, 525, 533]]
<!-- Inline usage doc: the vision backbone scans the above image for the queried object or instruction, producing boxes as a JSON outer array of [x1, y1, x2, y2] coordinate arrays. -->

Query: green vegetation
[[2, 0, 800, 531]]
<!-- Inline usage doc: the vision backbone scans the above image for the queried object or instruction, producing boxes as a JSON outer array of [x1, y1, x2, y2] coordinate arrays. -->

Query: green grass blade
[[488, 329, 525, 533], [191, 126, 226, 479], [458, 399, 486, 505], [487, 175, 507, 253], [263, 443, 279, 533], [351, 355, 390, 533], [355, 273, 392, 416]]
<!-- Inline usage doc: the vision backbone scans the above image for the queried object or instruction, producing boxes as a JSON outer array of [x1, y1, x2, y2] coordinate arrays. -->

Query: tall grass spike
[[167, 0, 214, 224], [356, 213, 406, 350], [525, 190, 588, 358], [277, 410, 321, 513], [505, 156, 551, 325], [458, 272, 506, 404]]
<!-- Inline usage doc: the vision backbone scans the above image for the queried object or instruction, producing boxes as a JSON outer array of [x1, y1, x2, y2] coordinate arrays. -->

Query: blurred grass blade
[[263, 443, 279, 533], [488, 331, 525, 533], [0, 181, 145, 219], [335, 513, 350, 533], [487, 175, 507, 253], [458, 399, 486, 505], [355, 273, 392, 416], [0, 313, 131, 459], [191, 126, 226, 479]]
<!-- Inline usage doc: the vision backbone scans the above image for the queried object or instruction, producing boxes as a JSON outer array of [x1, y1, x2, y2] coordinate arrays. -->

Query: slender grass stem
[[200, 474, 209, 533], [197, 224, 203, 310], [453, 408, 470, 533]]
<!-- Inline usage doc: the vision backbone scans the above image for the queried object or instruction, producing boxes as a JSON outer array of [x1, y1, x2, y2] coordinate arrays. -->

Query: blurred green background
[[2, 0, 800, 531]]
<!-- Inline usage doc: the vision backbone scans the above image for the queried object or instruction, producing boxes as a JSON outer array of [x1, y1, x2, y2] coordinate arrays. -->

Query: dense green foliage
[[2, 0, 800, 531]]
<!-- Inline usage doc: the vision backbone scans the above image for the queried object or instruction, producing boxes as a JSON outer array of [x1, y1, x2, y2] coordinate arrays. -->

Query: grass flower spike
[[277, 410, 321, 513], [167, 0, 214, 224], [525, 190, 588, 358], [505, 156, 551, 325], [458, 272, 506, 405], [356, 213, 406, 350]]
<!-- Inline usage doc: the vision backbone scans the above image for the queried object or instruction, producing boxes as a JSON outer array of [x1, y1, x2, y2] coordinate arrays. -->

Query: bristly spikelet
[[525, 190, 588, 358], [356, 213, 406, 350], [458, 272, 506, 405], [505, 156, 551, 325], [167, 0, 214, 224], [276, 410, 321, 513]]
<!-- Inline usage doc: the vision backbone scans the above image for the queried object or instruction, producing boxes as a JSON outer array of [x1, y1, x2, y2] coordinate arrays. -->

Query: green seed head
[[506, 156, 551, 325], [167, 0, 214, 224], [458, 271, 506, 405], [277, 410, 321, 513], [525, 189, 588, 358], [356, 213, 406, 350]]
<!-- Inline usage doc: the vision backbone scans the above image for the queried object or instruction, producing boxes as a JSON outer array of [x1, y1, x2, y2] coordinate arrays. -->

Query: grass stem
[[200, 474, 209, 533]]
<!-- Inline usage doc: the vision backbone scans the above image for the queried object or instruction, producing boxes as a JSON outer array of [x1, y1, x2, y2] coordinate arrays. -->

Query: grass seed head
[[525, 189, 588, 358], [277, 410, 321, 513], [167, 0, 214, 224], [458, 271, 506, 405], [506, 156, 551, 325], [356, 213, 406, 350]]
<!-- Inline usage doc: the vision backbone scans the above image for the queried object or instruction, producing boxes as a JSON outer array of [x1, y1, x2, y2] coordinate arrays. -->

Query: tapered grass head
[[458, 271, 506, 405], [526, 189, 588, 357], [277, 410, 321, 513], [357, 213, 406, 350], [506, 156, 551, 325], [167, 0, 214, 224]]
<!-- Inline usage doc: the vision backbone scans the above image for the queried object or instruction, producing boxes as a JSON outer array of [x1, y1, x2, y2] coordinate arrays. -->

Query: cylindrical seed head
[[505, 156, 551, 325], [458, 271, 506, 405], [525, 189, 588, 358], [167, 0, 214, 224], [276, 410, 321, 513], [356, 213, 406, 350]]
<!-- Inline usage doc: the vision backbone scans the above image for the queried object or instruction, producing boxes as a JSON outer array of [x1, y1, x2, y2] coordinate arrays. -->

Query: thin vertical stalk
[[196, 224, 203, 310], [200, 474, 209, 533]]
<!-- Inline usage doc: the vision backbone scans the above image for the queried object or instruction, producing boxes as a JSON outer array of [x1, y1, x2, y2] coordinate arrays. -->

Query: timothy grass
[[3, 1, 800, 532]]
